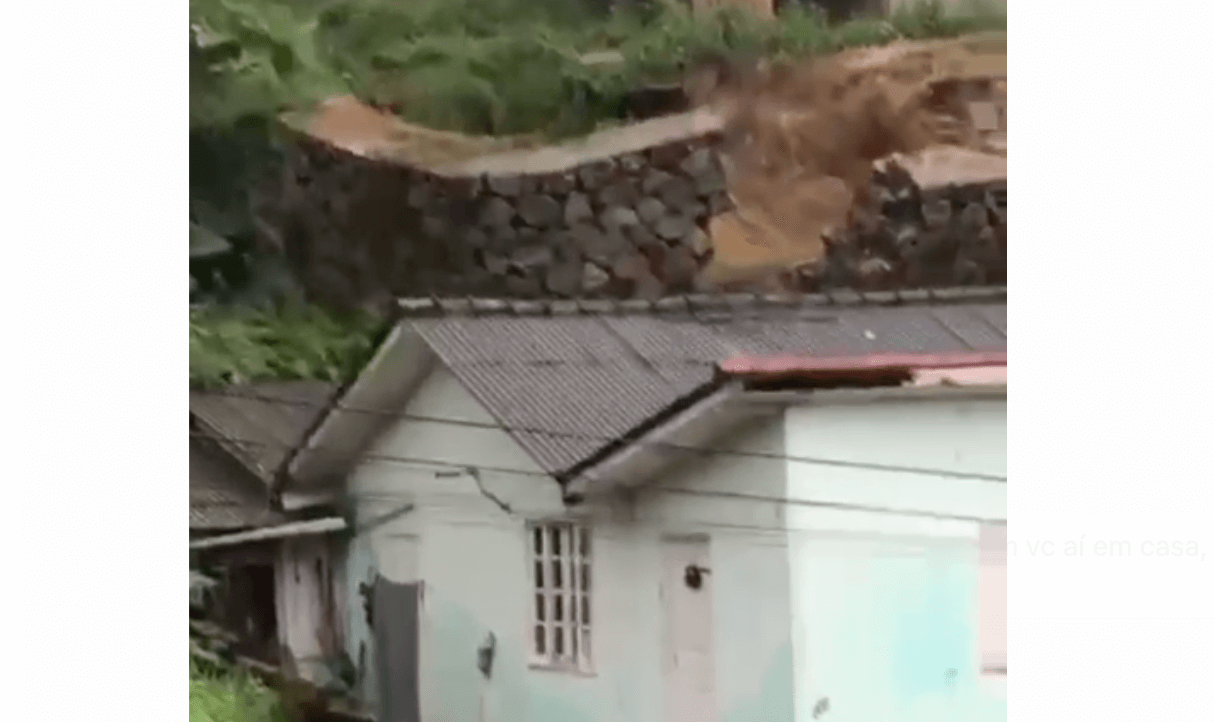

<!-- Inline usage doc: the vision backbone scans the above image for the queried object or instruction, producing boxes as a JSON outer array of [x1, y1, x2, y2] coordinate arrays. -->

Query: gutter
[[188, 517, 347, 551]]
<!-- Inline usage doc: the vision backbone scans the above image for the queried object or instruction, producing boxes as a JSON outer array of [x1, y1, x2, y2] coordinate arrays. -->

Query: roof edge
[[189, 412, 275, 486], [394, 286, 1006, 319], [285, 323, 437, 494], [719, 351, 1006, 385]]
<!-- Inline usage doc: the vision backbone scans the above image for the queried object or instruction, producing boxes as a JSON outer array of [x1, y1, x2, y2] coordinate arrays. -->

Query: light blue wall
[[784, 393, 1007, 722]]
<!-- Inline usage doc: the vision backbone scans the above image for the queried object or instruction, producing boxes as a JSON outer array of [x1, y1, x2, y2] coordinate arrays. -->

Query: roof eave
[[188, 517, 348, 551], [285, 323, 437, 493], [740, 382, 1006, 409], [563, 381, 748, 499]]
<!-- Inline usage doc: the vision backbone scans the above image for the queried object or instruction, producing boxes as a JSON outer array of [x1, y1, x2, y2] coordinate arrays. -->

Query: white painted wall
[[783, 394, 1007, 722], [342, 367, 796, 722], [338, 366, 1005, 722], [344, 366, 646, 722], [635, 414, 796, 722]]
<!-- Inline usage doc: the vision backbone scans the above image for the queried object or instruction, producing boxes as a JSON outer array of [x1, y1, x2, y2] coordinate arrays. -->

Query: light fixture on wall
[[683, 564, 711, 590]]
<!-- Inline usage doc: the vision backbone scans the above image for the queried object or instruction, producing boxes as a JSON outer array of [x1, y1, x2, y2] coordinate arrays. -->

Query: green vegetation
[[190, 657, 289, 722], [191, 0, 1006, 136], [190, 305, 381, 388], [188, 0, 1005, 386]]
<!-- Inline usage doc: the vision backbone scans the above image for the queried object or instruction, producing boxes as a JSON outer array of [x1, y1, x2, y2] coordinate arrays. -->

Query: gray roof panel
[[406, 294, 1007, 477], [189, 380, 338, 482]]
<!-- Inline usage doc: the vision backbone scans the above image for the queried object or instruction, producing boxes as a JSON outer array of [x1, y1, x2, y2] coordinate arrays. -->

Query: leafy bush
[[190, 305, 381, 388], [190, 657, 290, 722]]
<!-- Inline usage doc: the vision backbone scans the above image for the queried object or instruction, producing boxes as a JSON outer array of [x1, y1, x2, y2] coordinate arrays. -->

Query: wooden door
[[661, 536, 718, 722]]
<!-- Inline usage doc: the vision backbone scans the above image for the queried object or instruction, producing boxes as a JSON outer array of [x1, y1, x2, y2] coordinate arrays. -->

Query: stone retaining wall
[[262, 123, 1004, 310], [267, 129, 731, 310], [790, 161, 1007, 293]]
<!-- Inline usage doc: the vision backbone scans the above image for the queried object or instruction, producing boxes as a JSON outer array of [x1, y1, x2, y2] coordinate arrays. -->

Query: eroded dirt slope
[[278, 33, 1006, 301], [704, 32, 1006, 282]]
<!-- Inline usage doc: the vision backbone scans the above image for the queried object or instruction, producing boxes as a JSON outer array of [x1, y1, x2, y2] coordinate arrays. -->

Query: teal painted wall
[[790, 538, 1005, 722], [784, 396, 1007, 722]]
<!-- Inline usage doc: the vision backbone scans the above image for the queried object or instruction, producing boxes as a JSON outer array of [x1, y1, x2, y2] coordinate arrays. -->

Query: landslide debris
[[702, 32, 1006, 286]]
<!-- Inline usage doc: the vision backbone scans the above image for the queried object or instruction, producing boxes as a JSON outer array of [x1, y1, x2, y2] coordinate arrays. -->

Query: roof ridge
[[395, 286, 1007, 317]]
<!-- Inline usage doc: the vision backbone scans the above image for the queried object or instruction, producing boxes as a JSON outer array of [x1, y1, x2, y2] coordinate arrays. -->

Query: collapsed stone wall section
[[268, 131, 732, 309], [793, 165, 1007, 293]]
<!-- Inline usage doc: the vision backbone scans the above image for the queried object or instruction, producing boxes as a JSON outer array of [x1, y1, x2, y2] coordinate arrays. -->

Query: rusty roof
[[189, 380, 339, 484], [399, 288, 1006, 477]]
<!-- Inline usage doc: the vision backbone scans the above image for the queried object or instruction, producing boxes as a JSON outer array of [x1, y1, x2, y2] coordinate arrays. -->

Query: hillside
[[260, 31, 1005, 308], [190, 1, 1007, 385]]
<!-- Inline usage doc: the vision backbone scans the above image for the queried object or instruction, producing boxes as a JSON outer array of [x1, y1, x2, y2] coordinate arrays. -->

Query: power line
[[191, 432, 1003, 526], [191, 431, 1005, 529], [347, 491, 1005, 537], [193, 388, 1007, 483], [653, 487, 1002, 525], [189, 429, 552, 479]]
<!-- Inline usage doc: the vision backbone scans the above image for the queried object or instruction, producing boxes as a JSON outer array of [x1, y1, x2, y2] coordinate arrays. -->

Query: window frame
[[526, 520, 593, 674]]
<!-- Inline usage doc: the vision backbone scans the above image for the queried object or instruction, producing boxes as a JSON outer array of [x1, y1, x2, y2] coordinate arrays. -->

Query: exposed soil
[[703, 32, 1007, 281], [290, 95, 545, 167], [284, 33, 1006, 291]]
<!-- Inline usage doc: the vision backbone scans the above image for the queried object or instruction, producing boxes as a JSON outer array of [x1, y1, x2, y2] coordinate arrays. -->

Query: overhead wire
[[193, 388, 1007, 482], [189, 430, 1005, 525]]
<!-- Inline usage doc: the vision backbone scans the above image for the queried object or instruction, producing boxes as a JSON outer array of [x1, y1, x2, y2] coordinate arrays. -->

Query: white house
[[280, 290, 1008, 722]]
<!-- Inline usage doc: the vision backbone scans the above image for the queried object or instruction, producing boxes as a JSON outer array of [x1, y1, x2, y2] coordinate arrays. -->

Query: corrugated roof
[[190, 437, 285, 531], [405, 289, 1006, 476], [189, 380, 338, 483]]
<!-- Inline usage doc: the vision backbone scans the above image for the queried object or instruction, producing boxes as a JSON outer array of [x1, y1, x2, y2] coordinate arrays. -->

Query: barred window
[[529, 522, 591, 670]]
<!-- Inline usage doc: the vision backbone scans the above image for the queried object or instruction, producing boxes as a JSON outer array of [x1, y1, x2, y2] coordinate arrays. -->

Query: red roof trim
[[720, 351, 1006, 377], [911, 365, 1007, 387]]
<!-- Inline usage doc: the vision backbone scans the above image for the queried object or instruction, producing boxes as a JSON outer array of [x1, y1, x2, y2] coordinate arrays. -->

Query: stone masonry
[[265, 128, 731, 310], [260, 116, 1004, 311]]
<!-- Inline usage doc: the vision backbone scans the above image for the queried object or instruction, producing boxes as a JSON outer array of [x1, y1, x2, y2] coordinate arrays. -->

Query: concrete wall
[[341, 367, 795, 722], [783, 393, 1007, 722]]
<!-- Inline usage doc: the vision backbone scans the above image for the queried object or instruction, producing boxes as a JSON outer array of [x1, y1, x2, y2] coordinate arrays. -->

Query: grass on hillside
[[190, 658, 289, 722], [191, 0, 1007, 138]]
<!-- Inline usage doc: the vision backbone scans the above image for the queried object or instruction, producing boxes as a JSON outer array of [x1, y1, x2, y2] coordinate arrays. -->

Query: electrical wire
[[189, 430, 1005, 525], [189, 429, 552, 479], [192, 389, 1007, 483]]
